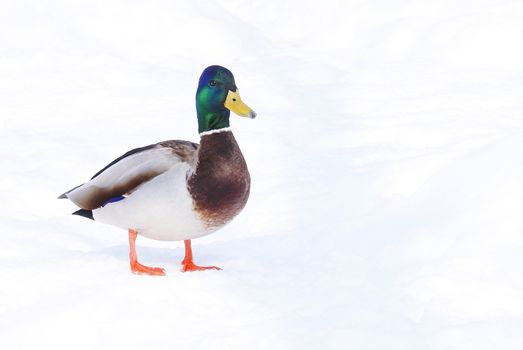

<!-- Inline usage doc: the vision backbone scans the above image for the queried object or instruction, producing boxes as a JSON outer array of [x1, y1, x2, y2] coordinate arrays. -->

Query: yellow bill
[[224, 90, 257, 119]]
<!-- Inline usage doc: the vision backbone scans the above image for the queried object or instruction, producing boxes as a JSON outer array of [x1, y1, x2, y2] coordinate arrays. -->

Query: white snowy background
[[1, 0, 523, 349]]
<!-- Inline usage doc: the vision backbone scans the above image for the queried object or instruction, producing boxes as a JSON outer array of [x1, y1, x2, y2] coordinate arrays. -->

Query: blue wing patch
[[102, 195, 126, 206]]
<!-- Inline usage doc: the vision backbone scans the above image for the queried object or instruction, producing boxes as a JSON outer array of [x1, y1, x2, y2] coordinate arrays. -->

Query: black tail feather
[[73, 209, 94, 220]]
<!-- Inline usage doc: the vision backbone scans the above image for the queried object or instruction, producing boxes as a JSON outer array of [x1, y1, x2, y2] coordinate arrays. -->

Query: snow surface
[[1, 0, 523, 349]]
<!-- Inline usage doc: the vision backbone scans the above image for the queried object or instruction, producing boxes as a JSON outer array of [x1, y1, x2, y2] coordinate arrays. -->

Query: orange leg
[[181, 240, 222, 272], [128, 229, 165, 276]]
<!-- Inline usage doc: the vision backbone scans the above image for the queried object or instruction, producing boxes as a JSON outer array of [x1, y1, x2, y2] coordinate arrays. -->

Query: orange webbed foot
[[130, 261, 166, 276], [181, 240, 222, 272], [181, 260, 222, 272], [128, 229, 165, 276]]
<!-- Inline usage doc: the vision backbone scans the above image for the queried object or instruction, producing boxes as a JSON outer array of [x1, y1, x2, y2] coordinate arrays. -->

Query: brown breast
[[187, 131, 251, 228]]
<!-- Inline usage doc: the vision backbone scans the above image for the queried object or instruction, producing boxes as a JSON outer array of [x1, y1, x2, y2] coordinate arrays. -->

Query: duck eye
[[209, 80, 217, 87]]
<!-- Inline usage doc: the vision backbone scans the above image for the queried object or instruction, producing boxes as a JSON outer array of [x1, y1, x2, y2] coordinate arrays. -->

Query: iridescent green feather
[[195, 66, 237, 133]]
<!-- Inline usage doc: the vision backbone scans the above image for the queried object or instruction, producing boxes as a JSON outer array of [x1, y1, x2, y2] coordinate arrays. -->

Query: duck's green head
[[195, 65, 256, 133]]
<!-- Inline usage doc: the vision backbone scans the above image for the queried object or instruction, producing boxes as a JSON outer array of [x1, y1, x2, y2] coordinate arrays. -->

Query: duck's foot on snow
[[181, 260, 222, 272], [131, 261, 166, 276], [181, 239, 222, 272], [128, 229, 166, 276]]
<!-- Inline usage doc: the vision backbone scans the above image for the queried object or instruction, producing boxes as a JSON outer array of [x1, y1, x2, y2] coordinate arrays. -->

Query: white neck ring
[[199, 127, 232, 137]]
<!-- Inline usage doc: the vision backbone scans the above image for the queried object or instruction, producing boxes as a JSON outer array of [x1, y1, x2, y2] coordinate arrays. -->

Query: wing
[[59, 140, 198, 210]]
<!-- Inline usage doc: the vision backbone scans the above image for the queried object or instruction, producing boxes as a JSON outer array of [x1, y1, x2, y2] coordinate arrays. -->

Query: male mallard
[[59, 65, 256, 276]]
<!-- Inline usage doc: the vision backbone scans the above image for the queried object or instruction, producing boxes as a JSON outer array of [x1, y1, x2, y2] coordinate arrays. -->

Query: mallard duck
[[59, 65, 256, 276]]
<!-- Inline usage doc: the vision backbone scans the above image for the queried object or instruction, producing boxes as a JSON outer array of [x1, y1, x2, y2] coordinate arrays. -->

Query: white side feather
[[93, 162, 212, 241], [66, 147, 184, 208]]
